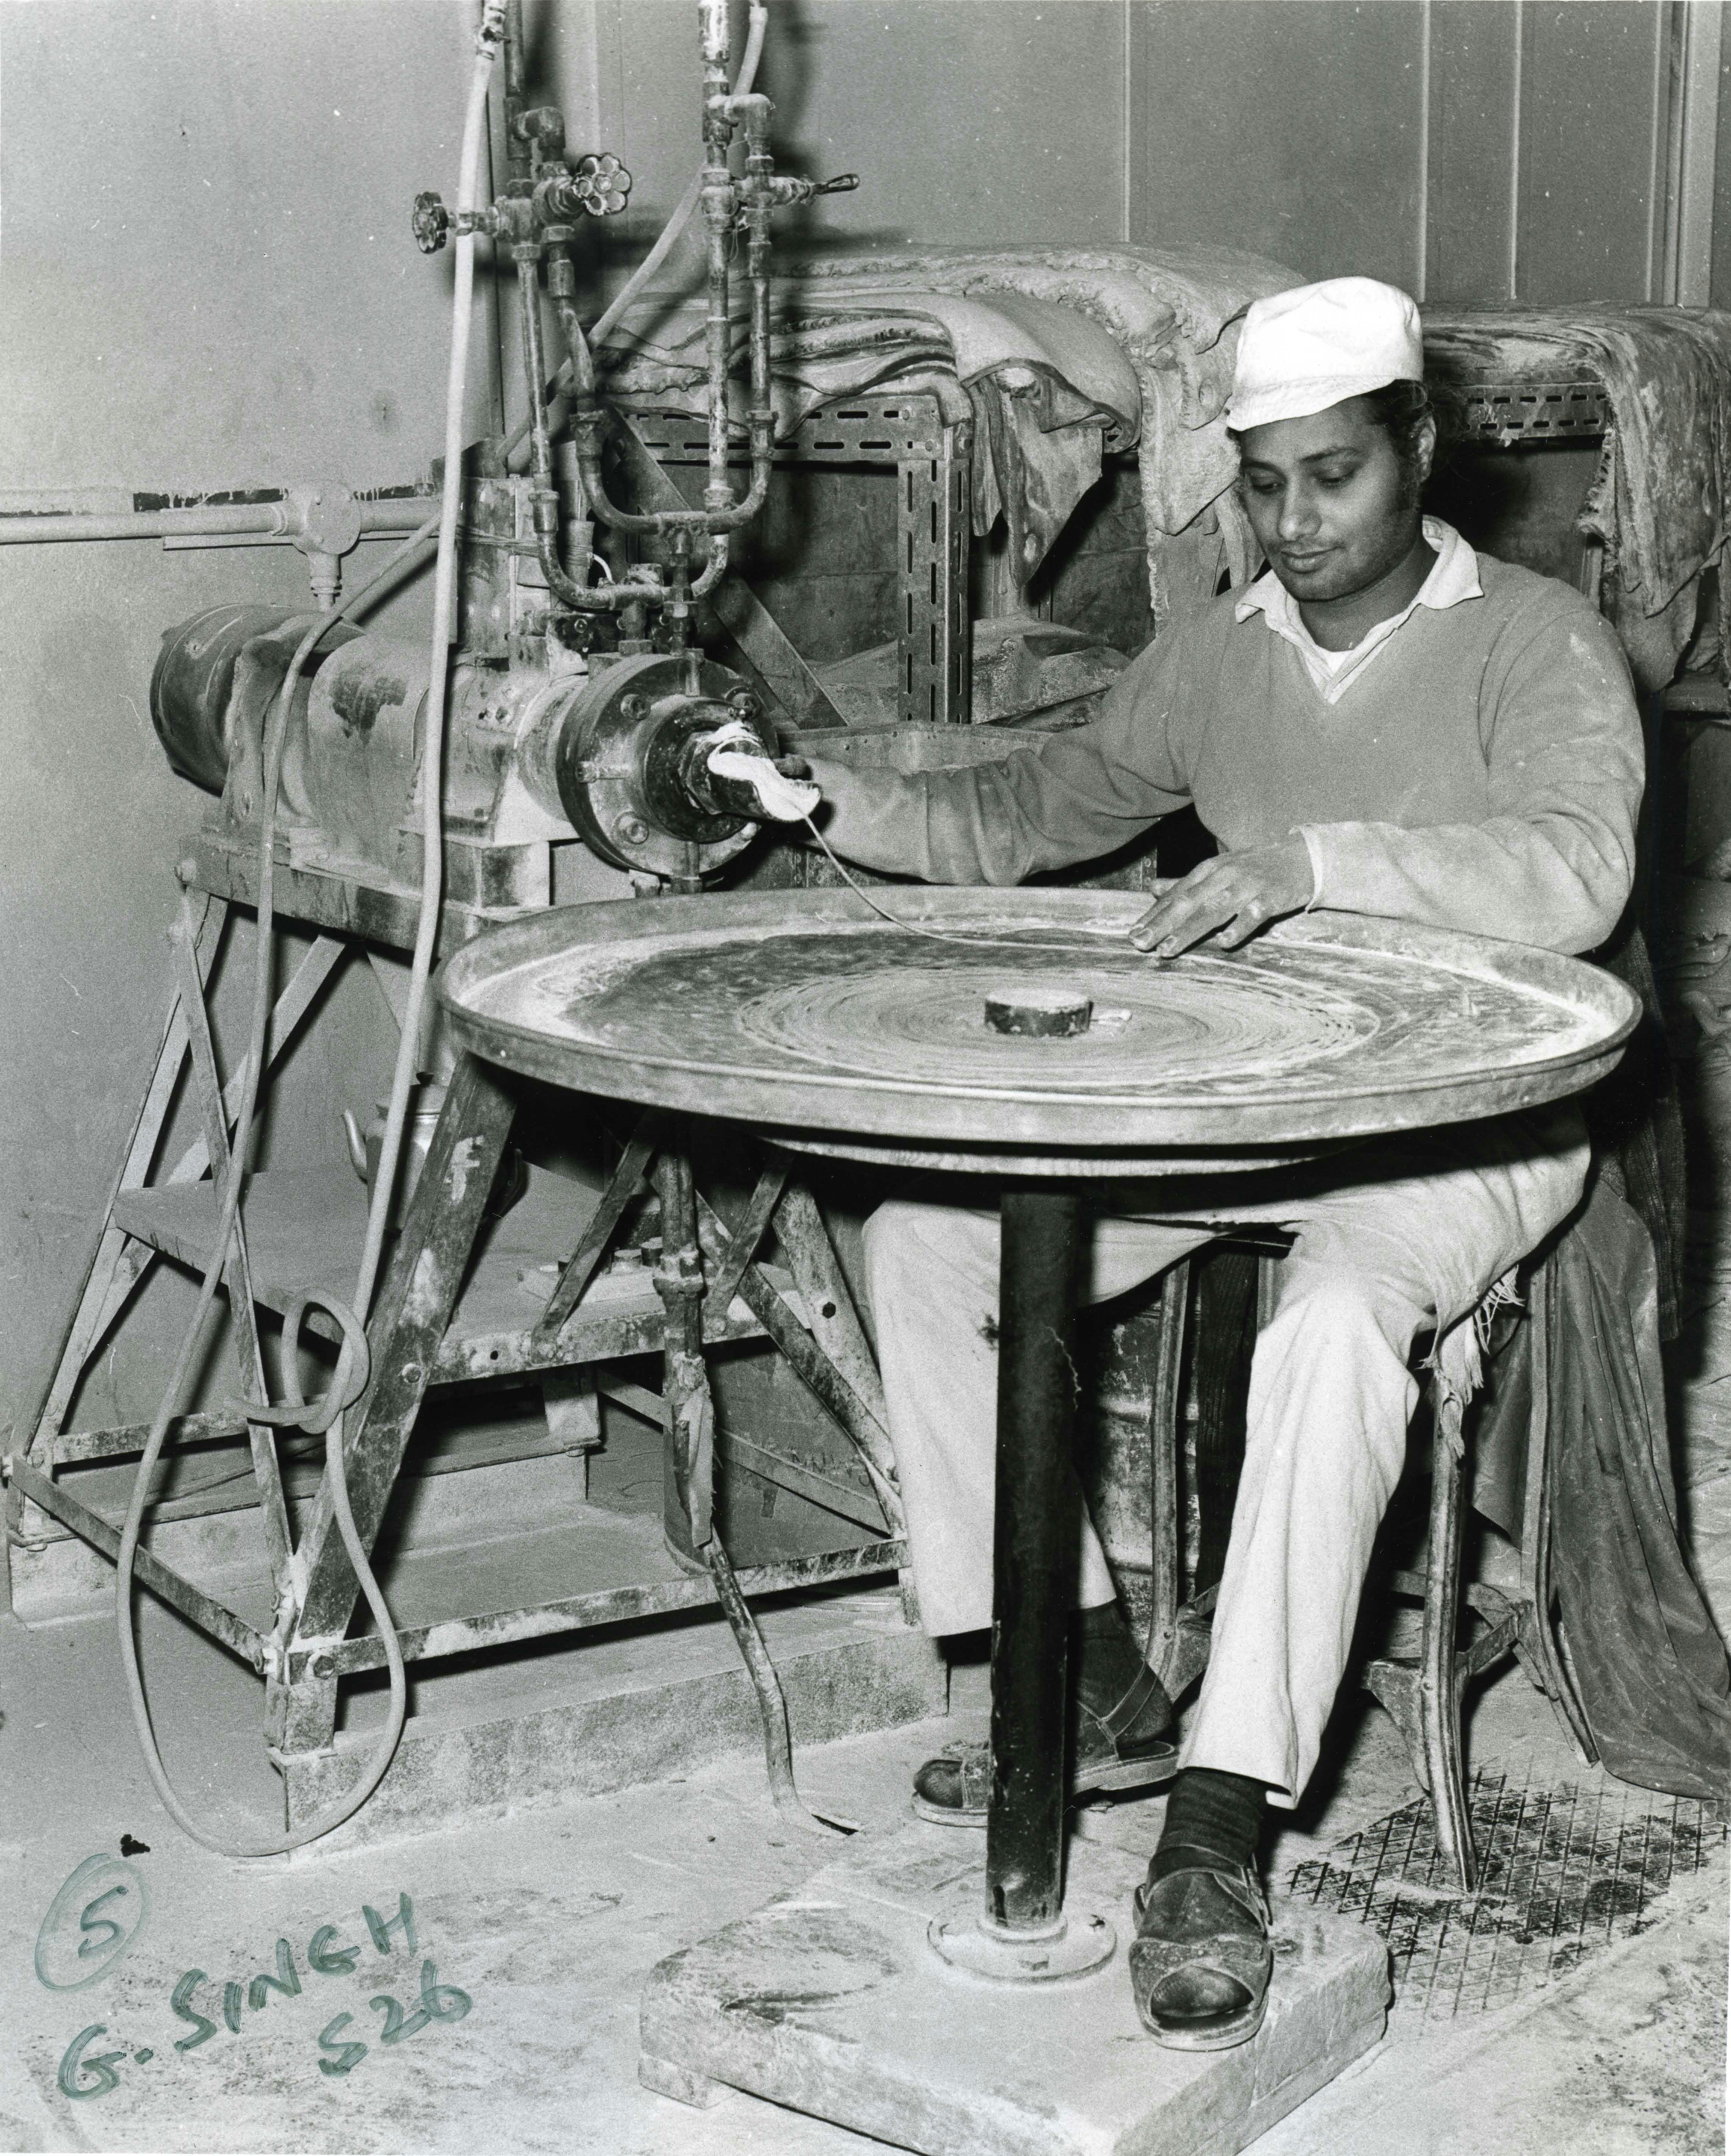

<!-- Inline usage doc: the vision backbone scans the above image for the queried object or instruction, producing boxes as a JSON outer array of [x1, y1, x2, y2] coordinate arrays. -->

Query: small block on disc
[[984, 983, 1093, 1038]]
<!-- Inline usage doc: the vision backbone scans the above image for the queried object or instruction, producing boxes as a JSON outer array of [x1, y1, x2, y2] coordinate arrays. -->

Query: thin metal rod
[[166, 935, 346, 1184], [656, 1140, 805, 1819], [530, 1114, 662, 1349], [703, 1162, 789, 1321], [986, 1185, 1086, 1936], [285, 1537, 903, 1682]]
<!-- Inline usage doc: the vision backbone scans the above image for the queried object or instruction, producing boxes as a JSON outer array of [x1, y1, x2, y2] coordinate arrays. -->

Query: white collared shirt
[[1234, 515, 1484, 704]]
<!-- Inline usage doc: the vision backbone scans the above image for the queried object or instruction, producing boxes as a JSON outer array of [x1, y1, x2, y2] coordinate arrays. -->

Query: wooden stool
[[1138, 1242, 1597, 1893]]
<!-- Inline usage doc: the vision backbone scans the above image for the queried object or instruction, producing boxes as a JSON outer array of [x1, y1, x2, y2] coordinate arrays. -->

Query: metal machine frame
[[1, 382, 978, 1826], [4, 876, 907, 1824]]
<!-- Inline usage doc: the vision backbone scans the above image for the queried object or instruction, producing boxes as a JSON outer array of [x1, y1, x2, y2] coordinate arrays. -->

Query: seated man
[[800, 277, 1644, 2051]]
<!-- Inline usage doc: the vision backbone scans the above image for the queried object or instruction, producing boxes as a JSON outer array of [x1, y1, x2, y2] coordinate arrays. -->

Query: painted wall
[[0, 0, 1719, 1445], [1132, 0, 1702, 307], [0, 0, 486, 1438]]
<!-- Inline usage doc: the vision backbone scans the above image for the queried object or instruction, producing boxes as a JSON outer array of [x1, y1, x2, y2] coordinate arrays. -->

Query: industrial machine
[[3, 0, 938, 1852]]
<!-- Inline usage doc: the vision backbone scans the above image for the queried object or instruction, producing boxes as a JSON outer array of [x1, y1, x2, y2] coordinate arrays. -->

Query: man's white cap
[[1226, 277, 1424, 432]]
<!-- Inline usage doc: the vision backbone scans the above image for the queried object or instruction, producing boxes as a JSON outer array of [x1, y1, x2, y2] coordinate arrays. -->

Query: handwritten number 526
[[318, 1959, 469, 2077]]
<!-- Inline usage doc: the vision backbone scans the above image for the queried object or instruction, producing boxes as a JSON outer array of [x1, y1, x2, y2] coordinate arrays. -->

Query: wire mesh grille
[[1286, 1767, 1729, 2020]]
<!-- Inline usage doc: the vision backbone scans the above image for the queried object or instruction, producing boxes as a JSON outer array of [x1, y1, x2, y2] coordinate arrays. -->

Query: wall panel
[[1131, 0, 1427, 286], [1515, 0, 1669, 306], [1426, 0, 1521, 304]]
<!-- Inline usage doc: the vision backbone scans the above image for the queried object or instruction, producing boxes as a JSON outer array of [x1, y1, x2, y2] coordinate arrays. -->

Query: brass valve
[[415, 152, 632, 255]]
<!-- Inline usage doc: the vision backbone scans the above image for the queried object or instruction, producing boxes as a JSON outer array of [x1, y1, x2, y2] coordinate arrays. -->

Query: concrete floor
[[2, 1435, 1727, 2153]]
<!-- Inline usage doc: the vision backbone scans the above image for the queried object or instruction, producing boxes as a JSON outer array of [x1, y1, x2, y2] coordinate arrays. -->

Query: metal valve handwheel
[[571, 153, 632, 216], [412, 190, 451, 254]]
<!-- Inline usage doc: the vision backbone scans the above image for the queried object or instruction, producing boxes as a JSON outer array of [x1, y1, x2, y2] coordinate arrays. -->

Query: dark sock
[[1071, 1604, 1172, 1729], [1152, 1767, 1265, 1880]]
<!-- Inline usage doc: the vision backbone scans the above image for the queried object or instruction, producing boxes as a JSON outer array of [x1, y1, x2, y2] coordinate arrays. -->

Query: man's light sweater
[[810, 546, 1645, 956]]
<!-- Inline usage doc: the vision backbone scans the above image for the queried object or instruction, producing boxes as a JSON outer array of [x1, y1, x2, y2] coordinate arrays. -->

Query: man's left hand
[[1127, 839, 1315, 958]]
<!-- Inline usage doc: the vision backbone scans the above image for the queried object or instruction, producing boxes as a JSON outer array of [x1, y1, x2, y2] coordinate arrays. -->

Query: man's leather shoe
[[1129, 1847, 1273, 2050], [912, 1663, 1177, 1826]]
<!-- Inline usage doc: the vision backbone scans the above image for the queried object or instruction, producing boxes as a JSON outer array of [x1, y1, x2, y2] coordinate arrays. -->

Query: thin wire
[[798, 812, 1133, 954]]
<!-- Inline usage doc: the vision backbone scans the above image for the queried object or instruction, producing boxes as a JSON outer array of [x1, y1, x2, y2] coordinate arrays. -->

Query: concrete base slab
[[285, 1585, 945, 1846], [639, 1820, 1392, 2156]]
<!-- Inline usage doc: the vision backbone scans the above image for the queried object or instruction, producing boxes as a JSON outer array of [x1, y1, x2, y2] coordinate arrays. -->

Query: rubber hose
[[113, 2, 505, 1858]]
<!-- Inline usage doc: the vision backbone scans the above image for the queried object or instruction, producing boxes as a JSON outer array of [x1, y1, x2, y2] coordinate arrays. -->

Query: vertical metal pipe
[[698, 0, 735, 517], [516, 252, 556, 494], [503, 0, 529, 189], [986, 1184, 1085, 1936], [700, 173, 735, 514]]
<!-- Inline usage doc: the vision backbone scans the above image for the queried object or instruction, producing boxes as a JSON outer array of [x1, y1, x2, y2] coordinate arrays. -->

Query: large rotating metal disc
[[438, 887, 1639, 1175]]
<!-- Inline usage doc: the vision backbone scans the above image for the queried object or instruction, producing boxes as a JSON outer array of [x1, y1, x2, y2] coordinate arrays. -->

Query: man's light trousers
[[862, 1108, 1589, 1807]]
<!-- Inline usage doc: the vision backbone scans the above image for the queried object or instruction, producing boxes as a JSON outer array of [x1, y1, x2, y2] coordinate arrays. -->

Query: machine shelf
[[111, 1161, 776, 1386]]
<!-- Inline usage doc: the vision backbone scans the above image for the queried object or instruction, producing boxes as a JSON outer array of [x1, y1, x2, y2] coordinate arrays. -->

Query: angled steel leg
[[169, 894, 297, 1615], [18, 897, 225, 1454], [275, 1053, 519, 1794], [3, 894, 226, 1620], [1144, 1258, 1199, 1695], [1363, 1386, 1481, 1893]]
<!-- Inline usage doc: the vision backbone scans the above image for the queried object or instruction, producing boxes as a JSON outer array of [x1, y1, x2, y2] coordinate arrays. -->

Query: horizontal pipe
[[0, 498, 435, 548]]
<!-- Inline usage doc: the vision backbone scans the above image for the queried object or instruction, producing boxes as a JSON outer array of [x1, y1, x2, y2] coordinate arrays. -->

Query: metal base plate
[[927, 1906, 1118, 1983]]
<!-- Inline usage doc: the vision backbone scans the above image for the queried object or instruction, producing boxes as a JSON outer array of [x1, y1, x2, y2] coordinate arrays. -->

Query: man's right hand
[[1128, 840, 1315, 958]]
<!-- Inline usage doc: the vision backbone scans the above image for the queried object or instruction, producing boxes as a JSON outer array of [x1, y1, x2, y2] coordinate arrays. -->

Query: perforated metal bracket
[[635, 393, 973, 725], [1453, 380, 1610, 444]]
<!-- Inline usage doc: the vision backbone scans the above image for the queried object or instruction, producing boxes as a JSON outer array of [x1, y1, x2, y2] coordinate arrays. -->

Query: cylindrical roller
[[149, 605, 353, 793]]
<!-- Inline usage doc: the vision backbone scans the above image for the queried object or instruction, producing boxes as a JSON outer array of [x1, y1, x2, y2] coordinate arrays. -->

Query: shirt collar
[[1234, 516, 1483, 641]]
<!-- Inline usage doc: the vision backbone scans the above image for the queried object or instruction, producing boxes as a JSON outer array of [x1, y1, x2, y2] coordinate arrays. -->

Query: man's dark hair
[[1226, 379, 1440, 470], [1361, 378, 1435, 473]]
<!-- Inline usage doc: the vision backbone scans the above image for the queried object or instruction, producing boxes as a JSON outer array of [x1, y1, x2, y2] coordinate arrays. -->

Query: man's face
[[1235, 397, 1432, 606]]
